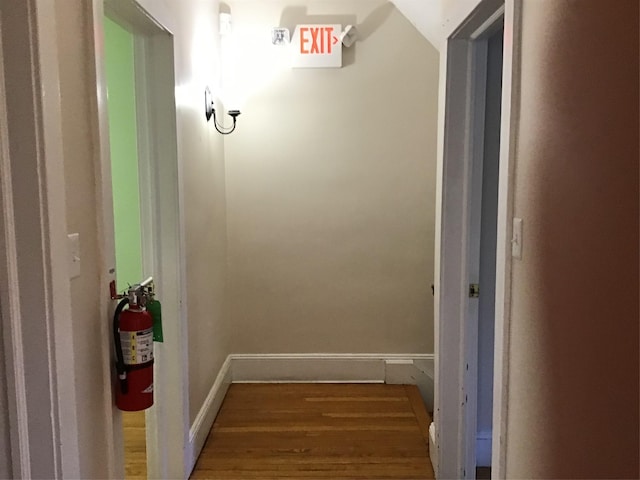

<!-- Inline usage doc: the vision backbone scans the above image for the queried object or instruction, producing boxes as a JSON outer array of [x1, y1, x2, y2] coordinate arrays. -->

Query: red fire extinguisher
[[113, 295, 154, 411]]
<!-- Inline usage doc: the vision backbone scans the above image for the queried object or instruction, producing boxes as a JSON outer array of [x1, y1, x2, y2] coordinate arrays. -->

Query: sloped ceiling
[[389, 0, 443, 47], [390, 0, 483, 49]]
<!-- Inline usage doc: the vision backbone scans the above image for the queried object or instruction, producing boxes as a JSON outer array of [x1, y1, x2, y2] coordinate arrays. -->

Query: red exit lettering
[[300, 27, 339, 55]]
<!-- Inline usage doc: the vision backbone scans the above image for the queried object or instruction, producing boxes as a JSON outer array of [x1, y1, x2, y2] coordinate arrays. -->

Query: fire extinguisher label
[[120, 328, 154, 365]]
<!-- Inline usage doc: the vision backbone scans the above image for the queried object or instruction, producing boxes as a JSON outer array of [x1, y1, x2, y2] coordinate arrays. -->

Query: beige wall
[[224, 0, 439, 354], [54, 0, 230, 476], [506, 0, 639, 477], [164, 0, 232, 426]]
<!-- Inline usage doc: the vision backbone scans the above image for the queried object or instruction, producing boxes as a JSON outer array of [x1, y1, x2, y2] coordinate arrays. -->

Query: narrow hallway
[[191, 384, 435, 479]]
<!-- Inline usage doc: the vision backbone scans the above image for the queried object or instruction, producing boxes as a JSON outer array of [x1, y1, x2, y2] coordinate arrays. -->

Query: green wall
[[104, 17, 143, 289]]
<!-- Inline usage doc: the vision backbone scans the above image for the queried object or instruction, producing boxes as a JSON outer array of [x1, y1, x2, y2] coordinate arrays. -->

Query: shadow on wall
[[518, 1, 639, 477], [277, 2, 395, 67]]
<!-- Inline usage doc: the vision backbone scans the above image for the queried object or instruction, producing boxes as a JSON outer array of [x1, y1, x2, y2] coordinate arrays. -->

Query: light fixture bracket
[[204, 87, 241, 135], [204, 87, 214, 121]]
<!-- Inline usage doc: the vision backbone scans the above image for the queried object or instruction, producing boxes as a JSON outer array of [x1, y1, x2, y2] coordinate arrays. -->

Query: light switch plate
[[512, 218, 523, 259], [67, 233, 81, 278]]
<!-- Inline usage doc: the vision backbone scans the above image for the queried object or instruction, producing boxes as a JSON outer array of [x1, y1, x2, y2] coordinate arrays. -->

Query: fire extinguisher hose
[[113, 297, 130, 394]]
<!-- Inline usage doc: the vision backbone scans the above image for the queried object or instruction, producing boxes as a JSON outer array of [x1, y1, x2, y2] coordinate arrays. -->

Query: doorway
[[468, 25, 504, 479], [103, 15, 147, 479], [457, 19, 505, 479], [434, 1, 519, 479], [97, 2, 189, 478]]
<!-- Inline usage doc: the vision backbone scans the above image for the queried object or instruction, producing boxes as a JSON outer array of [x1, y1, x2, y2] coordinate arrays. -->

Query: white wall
[[158, 0, 232, 427], [224, 0, 439, 355], [391, 0, 484, 49], [390, 0, 443, 47], [505, 0, 639, 477]]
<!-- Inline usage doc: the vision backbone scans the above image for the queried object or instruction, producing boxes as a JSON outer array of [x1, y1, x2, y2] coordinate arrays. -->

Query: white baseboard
[[187, 356, 232, 475], [186, 353, 435, 476], [231, 353, 434, 410], [429, 422, 438, 477]]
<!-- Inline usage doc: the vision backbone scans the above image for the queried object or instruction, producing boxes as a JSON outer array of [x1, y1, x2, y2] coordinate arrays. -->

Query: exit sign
[[291, 24, 342, 68]]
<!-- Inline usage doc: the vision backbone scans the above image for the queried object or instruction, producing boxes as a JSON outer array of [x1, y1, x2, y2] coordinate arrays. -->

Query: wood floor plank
[[191, 383, 435, 479], [215, 425, 420, 433], [405, 385, 433, 446], [123, 411, 146, 480]]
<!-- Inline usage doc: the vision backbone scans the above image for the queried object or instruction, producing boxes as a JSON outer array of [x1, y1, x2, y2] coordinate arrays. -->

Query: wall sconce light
[[204, 87, 241, 135]]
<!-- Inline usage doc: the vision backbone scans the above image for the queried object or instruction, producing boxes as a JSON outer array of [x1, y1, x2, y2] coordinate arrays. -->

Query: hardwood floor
[[191, 383, 435, 480], [123, 411, 146, 480], [476, 466, 492, 479]]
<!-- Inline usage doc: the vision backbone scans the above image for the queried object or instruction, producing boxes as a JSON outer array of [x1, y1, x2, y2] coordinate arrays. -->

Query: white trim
[[88, 2, 122, 476], [230, 353, 434, 408], [187, 356, 232, 474], [470, 6, 505, 40], [230, 353, 434, 361], [429, 422, 437, 476], [431, 24, 446, 480], [491, 1, 521, 478], [129, 21, 189, 480], [33, 1, 83, 476], [132, 0, 176, 35], [0, 1, 81, 477], [0, 20, 30, 477]]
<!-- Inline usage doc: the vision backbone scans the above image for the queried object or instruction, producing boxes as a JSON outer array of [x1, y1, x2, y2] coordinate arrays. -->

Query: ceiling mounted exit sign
[[291, 24, 342, 68]]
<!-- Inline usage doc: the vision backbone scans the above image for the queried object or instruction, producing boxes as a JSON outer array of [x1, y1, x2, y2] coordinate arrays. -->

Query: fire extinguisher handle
[[113, 297, 130, 394]]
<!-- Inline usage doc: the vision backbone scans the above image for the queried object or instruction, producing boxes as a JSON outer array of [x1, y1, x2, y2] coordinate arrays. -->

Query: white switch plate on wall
[[512, 218, 523, 259], [67, 233, 81, 278]]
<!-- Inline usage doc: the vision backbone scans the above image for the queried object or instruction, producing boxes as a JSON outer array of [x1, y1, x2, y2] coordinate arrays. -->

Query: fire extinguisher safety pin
[[110, 277, 155, 302]]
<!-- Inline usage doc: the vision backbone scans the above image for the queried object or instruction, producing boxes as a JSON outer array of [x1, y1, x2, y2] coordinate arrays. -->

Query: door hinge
[[469, 283, 479, 298]]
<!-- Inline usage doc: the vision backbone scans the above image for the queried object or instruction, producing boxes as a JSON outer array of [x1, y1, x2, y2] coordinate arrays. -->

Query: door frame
[[434, 0, 521, 478], [89, 0, 190, 478], [0, 1, 81, 478]]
